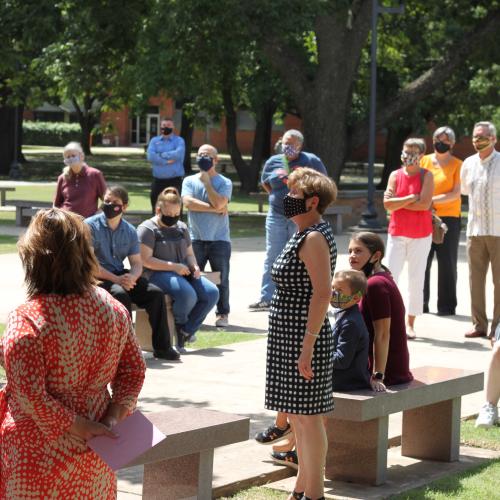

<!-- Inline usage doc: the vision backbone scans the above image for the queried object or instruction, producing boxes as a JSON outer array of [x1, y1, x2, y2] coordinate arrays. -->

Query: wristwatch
[[372, 372, 384, 380]]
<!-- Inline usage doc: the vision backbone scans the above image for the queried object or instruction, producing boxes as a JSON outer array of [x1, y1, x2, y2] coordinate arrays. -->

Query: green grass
[[0, 235, 18, 254], [189, 330, 263, 350], [218, 486, 285, 499], [391, 459, 500, 499], [0, 211, 15, 226], [460, 419, 500, 450]]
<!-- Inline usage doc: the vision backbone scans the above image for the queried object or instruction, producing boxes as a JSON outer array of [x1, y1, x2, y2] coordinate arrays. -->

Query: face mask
[[197, 155, 213, 172], [330, 290, 361, 309], [434, 141, 451, 154], [473, 138, 492, 152], [64, 155, 81, 166], [282, 144, 298, 158], [102, 203, 123, 219], [161, 127, 173, 135], [161, 214, 180, 226], [361, 256, 376, 278], [283, 194, 308, 219], [401, 151, 420, 167]]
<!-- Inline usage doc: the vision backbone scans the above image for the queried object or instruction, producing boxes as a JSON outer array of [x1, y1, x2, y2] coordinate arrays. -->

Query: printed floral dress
[[0, 286, 146, 499]]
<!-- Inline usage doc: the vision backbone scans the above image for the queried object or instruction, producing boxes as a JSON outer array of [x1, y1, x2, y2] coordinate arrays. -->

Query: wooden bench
[[325, 366, 483, 486], [9, 200, 53, 227], [119, 407, 249, 500], [133, 271, 221, 352], [0, 187, 15, 206]]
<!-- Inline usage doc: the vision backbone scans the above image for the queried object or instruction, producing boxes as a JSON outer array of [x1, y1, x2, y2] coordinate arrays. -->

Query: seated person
[[85, 185, 179, 361], [137, 187, 219, 352], [330, 270, 371, 391]]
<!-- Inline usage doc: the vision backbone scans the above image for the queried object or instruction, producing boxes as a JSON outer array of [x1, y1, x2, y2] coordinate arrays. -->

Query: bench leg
[[336, 214, 342, 234], [135, 309, 153, 352], [401, 397, 461, 462], [325, 416, 388, 485], [142, 449, 214, 500]]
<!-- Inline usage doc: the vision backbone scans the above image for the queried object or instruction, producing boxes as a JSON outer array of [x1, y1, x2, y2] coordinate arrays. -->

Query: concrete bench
[[0, 187, 15, 206], [325, 366, 483, 486], [323, 204, 352, 234], [9, 200, 53, 226], [249, 192, 268, 213], [119, 407, 249, 500], [133, 271, 221, 351]]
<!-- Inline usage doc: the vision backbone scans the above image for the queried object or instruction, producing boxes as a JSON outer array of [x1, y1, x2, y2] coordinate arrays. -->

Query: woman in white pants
[[384, 138, 434, 339]]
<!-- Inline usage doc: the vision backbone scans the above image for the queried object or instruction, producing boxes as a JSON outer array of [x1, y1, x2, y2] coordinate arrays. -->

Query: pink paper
[[88, 410, 166, 470]]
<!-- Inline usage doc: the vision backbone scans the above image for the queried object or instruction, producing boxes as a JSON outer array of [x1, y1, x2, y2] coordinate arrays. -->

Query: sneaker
[[153, 347, 180, 361], [249, 300, 270, 311], [215, 314, 229, 327], [185, 333, 197, 344], [475, 403, 499, 428], [176, 346, 187, 354], [270, 450, 298, 470], [254, 423, 292, 444]]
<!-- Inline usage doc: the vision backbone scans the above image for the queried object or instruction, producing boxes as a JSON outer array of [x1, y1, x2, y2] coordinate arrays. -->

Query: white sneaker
[[215, 314, 229, 327], [475, 403, 498, 428]]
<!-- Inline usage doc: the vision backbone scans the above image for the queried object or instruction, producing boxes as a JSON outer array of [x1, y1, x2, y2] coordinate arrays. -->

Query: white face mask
[[64, 154, 81, 166]]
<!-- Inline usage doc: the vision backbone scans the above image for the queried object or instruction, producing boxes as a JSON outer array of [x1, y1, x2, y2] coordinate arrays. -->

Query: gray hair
[[403, 137, 426, 154], [433, 126, 456, 144], [63, 141, 84, 154], [283, 129, 304, 145], [473, 121, 497, 137]]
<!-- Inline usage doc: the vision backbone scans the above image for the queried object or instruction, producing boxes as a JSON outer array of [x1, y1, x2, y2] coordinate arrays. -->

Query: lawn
[[0, 235, 18, 254], [187, 330, 262, 350]]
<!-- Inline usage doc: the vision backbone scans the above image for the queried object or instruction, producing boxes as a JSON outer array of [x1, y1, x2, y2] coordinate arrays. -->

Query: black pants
[[100, 275, 172, 352], [423, 216, 461, 315], [150, 176, 184, 214]]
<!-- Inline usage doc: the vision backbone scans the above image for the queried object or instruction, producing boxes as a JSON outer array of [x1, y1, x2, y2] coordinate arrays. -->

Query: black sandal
[[292, 491, 304, 499]]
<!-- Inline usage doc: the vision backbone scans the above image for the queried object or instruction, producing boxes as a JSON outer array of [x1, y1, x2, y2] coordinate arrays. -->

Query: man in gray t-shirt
[[181, 144, 232, 328]]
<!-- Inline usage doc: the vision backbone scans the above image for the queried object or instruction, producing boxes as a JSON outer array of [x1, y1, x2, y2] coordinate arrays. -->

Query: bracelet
[[305, 331, 319, 338]]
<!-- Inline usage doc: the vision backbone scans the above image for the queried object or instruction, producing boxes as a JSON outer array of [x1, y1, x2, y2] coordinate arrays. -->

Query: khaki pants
[[467, 236, 500, 334]]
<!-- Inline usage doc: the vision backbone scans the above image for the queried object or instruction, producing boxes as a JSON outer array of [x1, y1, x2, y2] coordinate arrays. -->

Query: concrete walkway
[[0, 231, 496, 498]]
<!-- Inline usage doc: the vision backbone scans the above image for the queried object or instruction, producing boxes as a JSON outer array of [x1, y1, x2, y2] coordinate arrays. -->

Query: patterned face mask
[[330, 289, 362, 309], [282, 144, 299, 158], [63, 154, 81, 166], [472, 137, 492, 152], [283, 194, 308, 219], [401, 151, 420, 167]]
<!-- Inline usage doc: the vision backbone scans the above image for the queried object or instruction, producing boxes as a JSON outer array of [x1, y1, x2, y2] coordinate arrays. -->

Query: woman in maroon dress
[[348, 232, 413, 391]]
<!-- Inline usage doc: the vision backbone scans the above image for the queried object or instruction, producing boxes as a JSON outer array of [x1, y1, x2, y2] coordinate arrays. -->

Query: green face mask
[[473, 137, 492, 152], [330, 290, 362, 309]]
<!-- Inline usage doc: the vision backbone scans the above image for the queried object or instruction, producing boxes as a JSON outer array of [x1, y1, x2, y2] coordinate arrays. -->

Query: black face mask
[[196, 155, 213, 172], [102, 202, 123, 219], [434, 141, 451, 154], [283, 194, 309, 219], [361, 256, 376, 278], [161, 214, 180, 226], [161, 127, 173, 135]]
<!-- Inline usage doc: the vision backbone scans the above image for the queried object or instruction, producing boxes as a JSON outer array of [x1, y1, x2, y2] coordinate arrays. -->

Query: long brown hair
[[350, 231, 390, 272], [18, 208, 99, 297]]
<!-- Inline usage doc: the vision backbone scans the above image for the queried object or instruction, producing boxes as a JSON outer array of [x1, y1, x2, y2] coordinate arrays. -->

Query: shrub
[[23, 121, 82, 146]]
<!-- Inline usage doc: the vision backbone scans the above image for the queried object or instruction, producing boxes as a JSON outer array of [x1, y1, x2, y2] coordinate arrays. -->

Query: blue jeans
[[260, 211, 297, 302], [192, 240, 231, 315], [149, 272, 219, 335]]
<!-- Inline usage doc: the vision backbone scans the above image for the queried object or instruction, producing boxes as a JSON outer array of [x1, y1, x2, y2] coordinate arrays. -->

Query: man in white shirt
[[461, 121, 500, 338]]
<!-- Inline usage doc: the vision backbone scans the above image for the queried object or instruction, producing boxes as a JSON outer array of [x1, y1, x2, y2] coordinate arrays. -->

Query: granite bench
[[9, 200, 53, 226], [133, 271, 221, 351], [325, 366, 483, 485], [119, 407, 250, 500], [0, 187, 15, 206]]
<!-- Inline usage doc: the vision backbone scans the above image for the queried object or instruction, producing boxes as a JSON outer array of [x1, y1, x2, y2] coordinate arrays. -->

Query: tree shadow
[[411, 336, 490, 352]]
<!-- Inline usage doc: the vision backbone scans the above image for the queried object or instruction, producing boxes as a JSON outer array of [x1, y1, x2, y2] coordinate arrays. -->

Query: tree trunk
[[378, 123, 412, 189], [180, 105, 194, 175], [0, 105, 15, 176], [71, 96, 95, 155], [17, 103, 25, 162]]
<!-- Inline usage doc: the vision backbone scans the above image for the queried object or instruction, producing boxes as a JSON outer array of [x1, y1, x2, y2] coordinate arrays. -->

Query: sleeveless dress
[[265, 221, 337, 415]]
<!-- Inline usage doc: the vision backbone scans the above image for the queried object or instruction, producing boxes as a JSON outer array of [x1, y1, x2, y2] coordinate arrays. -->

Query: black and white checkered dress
[[265, 221, 337, 415]]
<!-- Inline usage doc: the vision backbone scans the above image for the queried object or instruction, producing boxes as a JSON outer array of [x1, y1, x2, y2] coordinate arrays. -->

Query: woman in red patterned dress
[[0, 208, 146, 499]]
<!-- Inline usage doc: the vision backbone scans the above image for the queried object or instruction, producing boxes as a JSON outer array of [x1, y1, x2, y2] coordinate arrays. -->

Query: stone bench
[[9, 200, 53, 226], [325, 366, 483, 486], [0, 187, 15, 206], [119, 407, 249, 500], [133, 271, 221, 351]]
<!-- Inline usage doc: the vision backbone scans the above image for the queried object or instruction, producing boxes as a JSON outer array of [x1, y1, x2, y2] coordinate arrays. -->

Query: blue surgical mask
[[197, 155, 213, 172], [64, 155, 81, 166]]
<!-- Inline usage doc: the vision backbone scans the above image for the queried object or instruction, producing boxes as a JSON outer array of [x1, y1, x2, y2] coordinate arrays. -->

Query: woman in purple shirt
[[54, 142, 107, 218]]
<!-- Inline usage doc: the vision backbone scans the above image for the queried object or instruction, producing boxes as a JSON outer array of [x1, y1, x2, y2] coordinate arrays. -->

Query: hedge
[[23, 121, 82, 146]]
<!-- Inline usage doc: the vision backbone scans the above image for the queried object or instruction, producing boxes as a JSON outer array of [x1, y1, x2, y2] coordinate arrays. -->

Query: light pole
[[9, 104, 22, 179], [359, 0, 404, 229]]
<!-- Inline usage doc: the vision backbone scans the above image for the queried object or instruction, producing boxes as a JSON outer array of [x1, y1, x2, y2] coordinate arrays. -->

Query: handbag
[[419, 169, 448, 244]]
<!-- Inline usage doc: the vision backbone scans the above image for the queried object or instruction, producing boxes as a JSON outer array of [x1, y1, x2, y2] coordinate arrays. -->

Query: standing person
[[265, 168, 337, 500], [147, 117, 186, 214], [384, 138, 434, 339], [85, 185, 180, 361], [461, 121, 500, 339], [182, 144, 232, 327], [348, 232, 413, 390], [249, 129, 327, 311], [54, 141, 107, 218], [138, 187, 219, 350], [421, 126, 463, 316], [0, 208, 146, 498]]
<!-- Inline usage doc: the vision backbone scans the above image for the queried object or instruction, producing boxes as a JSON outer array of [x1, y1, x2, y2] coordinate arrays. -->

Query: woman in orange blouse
[[421, 126, 462, 316]]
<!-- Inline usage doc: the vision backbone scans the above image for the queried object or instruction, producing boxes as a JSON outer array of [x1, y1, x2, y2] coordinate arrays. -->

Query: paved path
[[0, 231, 496, 498]]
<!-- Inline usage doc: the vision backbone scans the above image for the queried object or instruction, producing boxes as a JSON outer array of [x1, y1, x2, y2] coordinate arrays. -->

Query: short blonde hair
[[287, 167, 337, 214], [157, 187, 181, 208], [403, 137, 426, 154]]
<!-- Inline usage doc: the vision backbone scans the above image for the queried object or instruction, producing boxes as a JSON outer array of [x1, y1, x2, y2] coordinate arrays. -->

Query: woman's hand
[[297, 346, 314, 381], [70, 415, 118, 441], [192, 266, 201, 279], [370, 378, 387, 392], [173, 263, 191, 276]]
